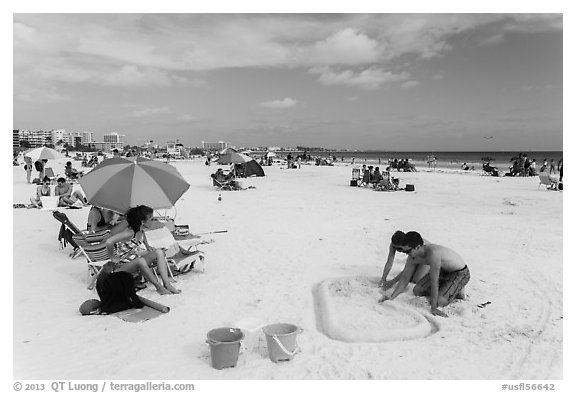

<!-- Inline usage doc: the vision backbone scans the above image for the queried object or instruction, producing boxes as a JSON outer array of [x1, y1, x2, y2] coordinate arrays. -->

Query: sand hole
[[313, 276, 435, 342]]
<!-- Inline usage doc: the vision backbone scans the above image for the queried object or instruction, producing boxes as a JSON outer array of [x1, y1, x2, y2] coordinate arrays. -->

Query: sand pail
[[262, 323, 303, 362], [206, 328, 244, 370], [234, 318, 263, 353]]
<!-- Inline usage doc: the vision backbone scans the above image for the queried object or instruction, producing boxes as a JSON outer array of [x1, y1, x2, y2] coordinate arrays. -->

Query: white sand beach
[[11, 158, 563, 380]]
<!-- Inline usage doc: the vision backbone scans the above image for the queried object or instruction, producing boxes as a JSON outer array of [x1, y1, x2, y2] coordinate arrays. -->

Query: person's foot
[[165, 283, 181, 294], [455, 289, 466, 300], [156, 286, 171, 295]]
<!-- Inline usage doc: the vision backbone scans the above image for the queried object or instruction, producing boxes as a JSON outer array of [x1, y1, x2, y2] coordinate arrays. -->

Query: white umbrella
[[265, 152, 277, 158], [24, 147, 64, 161]]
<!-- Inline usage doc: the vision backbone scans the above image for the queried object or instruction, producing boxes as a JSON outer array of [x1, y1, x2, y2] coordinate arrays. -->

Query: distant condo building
[[18, 129, 53, 148], [202, 141, 229, 151]]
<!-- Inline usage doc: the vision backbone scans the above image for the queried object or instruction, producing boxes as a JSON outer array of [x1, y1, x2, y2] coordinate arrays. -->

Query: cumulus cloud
[[305, 28, 380, 65], [310, 67, 410, 90], [259, 98, 298, 108]]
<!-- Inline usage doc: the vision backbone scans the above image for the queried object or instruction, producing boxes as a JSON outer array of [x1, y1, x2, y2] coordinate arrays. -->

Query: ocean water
[[305, 151, 563, 171]]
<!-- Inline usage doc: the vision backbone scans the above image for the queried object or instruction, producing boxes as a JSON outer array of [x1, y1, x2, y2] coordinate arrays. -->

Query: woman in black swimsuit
[[87, 206, 128, 236], [29, 176, 52, 209]]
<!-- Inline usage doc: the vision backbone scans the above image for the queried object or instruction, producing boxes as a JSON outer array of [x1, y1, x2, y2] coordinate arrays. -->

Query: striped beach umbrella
[[78, 156, 190, 214]]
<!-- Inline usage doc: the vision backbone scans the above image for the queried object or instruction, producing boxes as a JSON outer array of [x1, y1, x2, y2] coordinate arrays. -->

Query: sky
[[12, 13, 563, 151]]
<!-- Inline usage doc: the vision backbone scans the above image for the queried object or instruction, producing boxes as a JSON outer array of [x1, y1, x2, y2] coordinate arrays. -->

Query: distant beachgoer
[[372, 167, 382, 184], [29, 176, 51, 209], [34, 159, 47, 181], [549, 159, 556, 174], [540, 158, 548, 173], [351, 157, 355, 165], [24, 156, 33, 183], [462, 163, 470, 171], [559, 159, 563, 182], [379, 231, 470, 318], [379, 231, 430, 289], [529, 159, 537, 176]]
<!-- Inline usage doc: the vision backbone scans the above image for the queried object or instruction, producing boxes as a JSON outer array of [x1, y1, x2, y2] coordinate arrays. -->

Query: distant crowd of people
[[504, 154, 562, 179]]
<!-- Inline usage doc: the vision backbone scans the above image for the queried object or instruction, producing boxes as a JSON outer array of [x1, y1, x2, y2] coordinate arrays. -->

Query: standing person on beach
[[559, 159, 563, 182], [379, 231, 430, 289], [379, 231, 470, 317], [24, 156, 33, 183], [549, 159, 556, 174]]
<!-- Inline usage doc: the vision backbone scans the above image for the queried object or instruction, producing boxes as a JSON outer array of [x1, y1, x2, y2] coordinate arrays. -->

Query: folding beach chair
[[145, 226, 207, 275], [44, 167, 58, 184], [538, 173, 559, 190], [73, 232, 141, 290]]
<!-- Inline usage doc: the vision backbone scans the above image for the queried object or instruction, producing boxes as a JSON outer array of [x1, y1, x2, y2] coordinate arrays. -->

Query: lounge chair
[[73, 232, 140, 290], [144, 226, 206, 274], [538, 173, 559, 190]]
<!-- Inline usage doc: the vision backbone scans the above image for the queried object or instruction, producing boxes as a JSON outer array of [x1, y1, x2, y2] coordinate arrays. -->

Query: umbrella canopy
[[78, 156, 190, 214], [265, 151, 277, 158], [219, 147, 238, 155], [216, 151, 253, 164], [24, 147, 64, 161]]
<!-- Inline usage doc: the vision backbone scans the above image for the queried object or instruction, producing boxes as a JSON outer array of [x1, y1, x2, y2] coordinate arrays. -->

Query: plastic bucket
[[206, 328, 244, 370], [234, 318, 264, 353], [262, 323, 303, 363]]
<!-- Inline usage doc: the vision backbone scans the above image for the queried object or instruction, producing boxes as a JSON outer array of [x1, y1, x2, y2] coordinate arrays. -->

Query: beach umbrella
[[24, 146, 64, 161], [265, 151, 277, 158], [216, 151, 253, 164], [219, 147, 238, 155], [78, 156, 190, 214]]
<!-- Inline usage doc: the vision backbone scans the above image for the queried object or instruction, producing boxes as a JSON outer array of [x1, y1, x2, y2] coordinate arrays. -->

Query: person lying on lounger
[[379, 231, 470, 317], [379, 230, 430, 289], [104, 205, 181, 295]]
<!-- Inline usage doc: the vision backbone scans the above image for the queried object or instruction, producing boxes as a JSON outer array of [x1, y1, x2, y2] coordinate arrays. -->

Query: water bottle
[[218, 194, 222, 202]]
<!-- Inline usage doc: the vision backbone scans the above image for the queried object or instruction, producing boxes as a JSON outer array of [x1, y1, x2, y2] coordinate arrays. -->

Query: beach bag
[[405, 184, 415, 192], [350, 180, 358, 186], [96, 271, 144, 314]]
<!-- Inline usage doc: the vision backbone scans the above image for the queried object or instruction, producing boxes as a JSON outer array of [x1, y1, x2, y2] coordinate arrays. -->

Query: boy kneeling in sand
[[379, 231, 470, 317]]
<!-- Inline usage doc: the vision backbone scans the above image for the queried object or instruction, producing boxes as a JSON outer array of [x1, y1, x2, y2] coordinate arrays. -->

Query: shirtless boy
[[379, 231, 470, 317], [378, 230, 429, 290]]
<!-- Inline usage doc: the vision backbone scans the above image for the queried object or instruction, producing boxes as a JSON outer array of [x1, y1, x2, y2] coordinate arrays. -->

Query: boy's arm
[[380, 262, 417, 302], [379, 245, 396, 286], [427, 252, 445, 316]]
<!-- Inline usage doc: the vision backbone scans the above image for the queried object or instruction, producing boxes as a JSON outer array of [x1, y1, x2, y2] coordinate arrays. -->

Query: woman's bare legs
[[117, 257, 171, 295], [152, 249, 181, 294]]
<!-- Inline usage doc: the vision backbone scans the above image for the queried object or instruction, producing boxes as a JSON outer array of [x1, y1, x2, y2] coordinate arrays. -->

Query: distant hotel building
[[18, 129, 53, 148], [202, 141, 229, 151], [91, 132, 126, 151]]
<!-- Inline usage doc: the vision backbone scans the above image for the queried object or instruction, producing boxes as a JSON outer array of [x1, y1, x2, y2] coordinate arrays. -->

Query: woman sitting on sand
[[379, 230, 430, 289], [29, 176, 52, 208], [104, 205, 181, 295]]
